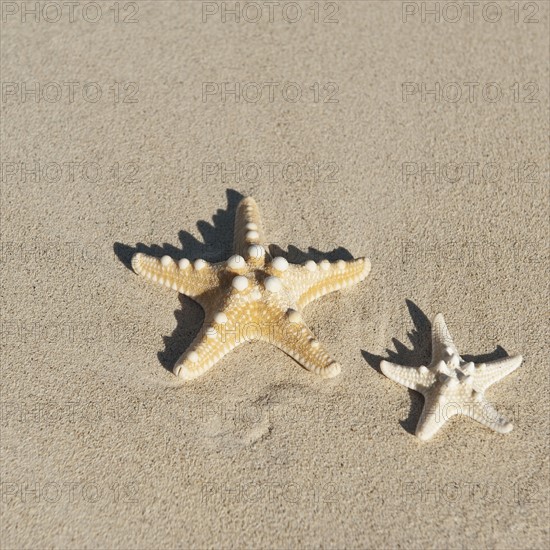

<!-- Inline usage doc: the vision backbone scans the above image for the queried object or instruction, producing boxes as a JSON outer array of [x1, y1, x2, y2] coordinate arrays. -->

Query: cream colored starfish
[[132, 197, 370, 380], [381, 314, 522, 441]]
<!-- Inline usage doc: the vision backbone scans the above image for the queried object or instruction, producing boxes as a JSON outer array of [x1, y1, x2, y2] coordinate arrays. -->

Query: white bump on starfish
[[462, 362, 475, 374], [131, 197, 370, 380], [435, 360, 447, 374], [264, 276, 282, 293], [380, 313, 522, 441], [232, 275, 248, 291], [251, 289, 262, 301], [214, 312, 227, 324], [445, 377, 459, 389], [247, 244, 264, 260], [227, 254, 245, 271], [287, 309, 301, 323], [271, 256, 289, 272], [449, 353, 460, 368]]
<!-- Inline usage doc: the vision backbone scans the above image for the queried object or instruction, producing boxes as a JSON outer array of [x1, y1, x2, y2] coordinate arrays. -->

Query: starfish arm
[[233, 197, 271, 258], [281, 257, 370, 309], [431, 313, 459, 362], [462, 397, 514, 434], [131, 252, 219, 303], [415, 394, 450, 441], [172, 307, 245, 380], [380, 361, 434, 391], [473, 355, 523, 392], [261, 311, 341, 378], [173, 324, 240, 381]]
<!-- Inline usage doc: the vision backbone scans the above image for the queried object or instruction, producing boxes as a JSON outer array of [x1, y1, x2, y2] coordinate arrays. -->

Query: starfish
[[381, 314, 522, 441], [131, 197, 370, 380]]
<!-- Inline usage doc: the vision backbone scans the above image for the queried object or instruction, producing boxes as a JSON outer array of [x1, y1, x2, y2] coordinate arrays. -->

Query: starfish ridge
[[132, 197, 371, 380]]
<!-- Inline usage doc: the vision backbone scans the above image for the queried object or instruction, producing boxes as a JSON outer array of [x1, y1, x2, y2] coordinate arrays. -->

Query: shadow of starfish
[[114, 189, 355, 375], [269, 244, 353, 263], [362, 300, 510, 435]]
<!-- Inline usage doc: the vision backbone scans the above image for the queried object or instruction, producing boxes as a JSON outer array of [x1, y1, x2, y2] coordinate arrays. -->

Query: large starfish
[[132, 197, 370, 380], [381, 314, 522, 441]]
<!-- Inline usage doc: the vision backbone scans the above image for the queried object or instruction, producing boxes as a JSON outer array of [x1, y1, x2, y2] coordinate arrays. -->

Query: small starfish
[[381, 314, 522, 441], [132, 197, 370, 380]]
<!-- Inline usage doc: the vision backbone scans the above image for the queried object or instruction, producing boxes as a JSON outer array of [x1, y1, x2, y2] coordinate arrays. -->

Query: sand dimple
[[200, 383, 308, 455], [201, 407, 272, 455]]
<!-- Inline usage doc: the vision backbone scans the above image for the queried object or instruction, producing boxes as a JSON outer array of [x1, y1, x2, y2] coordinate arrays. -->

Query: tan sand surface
[[1, 1, 548, 548]]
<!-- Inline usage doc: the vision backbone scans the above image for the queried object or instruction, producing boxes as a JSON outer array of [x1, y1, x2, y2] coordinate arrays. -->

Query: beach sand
[[1, 1, 548, 548]]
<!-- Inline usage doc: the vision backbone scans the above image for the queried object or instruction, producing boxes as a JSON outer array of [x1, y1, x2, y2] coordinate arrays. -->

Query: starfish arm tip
[[173, 361, 208, 381], [500, 421, 514, 434], [415, 414, 438, 441], [380, 360, 402, 383], [360, 257, 372, 279], [415, 428, 432, 442], [474, 353, 524, 391], [503, 354, 524, 375], [380, 359, 391, 375], [317, 361, 341, 378], [488, 416, 514, 435], [380, 360, 404, 380], [414, 409, 444, 441], [173, 368, 195, 381], [131, 252, 143, 274]]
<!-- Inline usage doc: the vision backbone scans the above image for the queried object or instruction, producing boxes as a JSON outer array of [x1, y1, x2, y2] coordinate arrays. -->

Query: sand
[[1, 1, 548, 548]]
